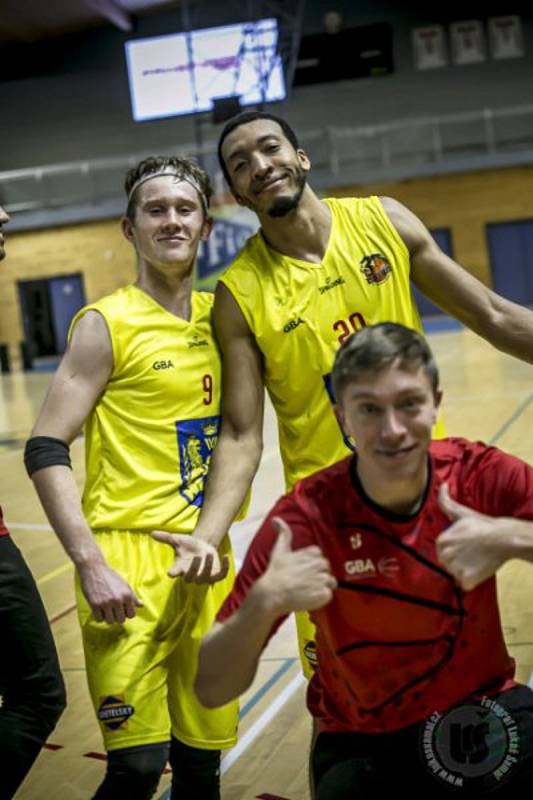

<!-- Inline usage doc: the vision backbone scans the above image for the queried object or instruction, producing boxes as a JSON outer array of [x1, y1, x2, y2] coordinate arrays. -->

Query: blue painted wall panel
[[48, 274, 86, 354], [487, 220, 533, 305], [410, 228, 452, 317]]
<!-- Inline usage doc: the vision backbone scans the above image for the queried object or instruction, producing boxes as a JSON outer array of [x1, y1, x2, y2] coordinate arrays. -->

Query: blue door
[[410, 228, 452, 317], [48, 274, 86, 353], [487, 220, 533, 305]]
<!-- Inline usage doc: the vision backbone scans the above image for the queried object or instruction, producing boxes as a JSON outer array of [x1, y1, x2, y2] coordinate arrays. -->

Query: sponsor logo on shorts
[[360, 253, 392, 285], [318, 276, 346, 295], [421, 698, 520, 791], [153, 359, 174, 370], [176, 415, 220, 507], [283, 317, 305, 333], [303, 640, 318, 671], [344, 557, 376, 579], [98, 695, 135, 731]]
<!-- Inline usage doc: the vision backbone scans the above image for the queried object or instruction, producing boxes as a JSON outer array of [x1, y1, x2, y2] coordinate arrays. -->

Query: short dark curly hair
[[217, 111, 300, 188], [332, 323, 440, 403], [124, 155, 213, 220]]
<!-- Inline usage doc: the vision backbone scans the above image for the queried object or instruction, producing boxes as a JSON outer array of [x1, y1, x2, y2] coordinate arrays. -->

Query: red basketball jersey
[[218, 438, 533, 733]]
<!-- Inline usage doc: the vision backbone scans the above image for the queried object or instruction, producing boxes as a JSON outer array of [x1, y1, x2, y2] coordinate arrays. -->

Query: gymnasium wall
[[2, 162, 533, 367], [1, 3, 533, 171], [0, 221, 136, 367], [332, 163, 533, 286]]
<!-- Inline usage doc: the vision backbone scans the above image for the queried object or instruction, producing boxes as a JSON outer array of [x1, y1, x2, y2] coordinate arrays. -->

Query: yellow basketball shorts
[[75, 530, 239, 753]]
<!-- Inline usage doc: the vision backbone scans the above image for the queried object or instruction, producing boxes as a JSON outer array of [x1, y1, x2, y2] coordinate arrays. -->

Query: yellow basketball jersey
[[70, 285, 221, 532], [221, 196, 445, 490]]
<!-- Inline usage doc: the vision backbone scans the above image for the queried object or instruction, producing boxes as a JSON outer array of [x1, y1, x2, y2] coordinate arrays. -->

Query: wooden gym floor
[[2, 322, 533, 799]]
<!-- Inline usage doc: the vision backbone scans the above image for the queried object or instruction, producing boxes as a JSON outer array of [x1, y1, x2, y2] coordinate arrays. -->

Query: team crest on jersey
[[176, 416, 220, 507], [360, 253, 392, 285], [97, 695, 135, 731]]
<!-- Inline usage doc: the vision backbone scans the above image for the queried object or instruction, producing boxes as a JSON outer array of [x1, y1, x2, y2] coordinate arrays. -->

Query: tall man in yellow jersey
[[177, 110, 533, 679], [24, 156, 238, 800]]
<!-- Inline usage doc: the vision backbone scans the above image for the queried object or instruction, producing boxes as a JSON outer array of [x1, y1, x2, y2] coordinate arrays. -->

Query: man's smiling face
[[221, 119, 310, 218], [337, 360, 440, 484], [122, 177, 211, 274]]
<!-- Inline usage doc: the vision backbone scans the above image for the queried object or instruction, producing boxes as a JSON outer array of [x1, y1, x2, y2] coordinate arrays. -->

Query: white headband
[[128, 166, 209, 214]]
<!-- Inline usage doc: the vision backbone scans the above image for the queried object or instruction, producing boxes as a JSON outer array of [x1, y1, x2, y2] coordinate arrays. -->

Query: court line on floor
[[507, 641, 533, 647], [6, 521, 76, 621], [37, 561, 73, 586], [239, 658, 297, 719], [158, 670, 306, 800], [489, 394, 533, 446], [222, 672, 305, 775], [6, 521, 53, 531], [50, 603, 77, 625]]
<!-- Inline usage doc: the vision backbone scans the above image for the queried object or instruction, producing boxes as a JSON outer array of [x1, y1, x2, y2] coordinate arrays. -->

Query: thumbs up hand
[[257, 517, 337, 616], [436, 484, 510, 591]]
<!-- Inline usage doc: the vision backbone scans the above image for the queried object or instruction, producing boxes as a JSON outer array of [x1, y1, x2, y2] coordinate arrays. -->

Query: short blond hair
[[125, 155, 213, 219]]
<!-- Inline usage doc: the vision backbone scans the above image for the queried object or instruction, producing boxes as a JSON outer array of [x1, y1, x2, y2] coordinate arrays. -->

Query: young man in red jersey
[[195, 322, 533, 798]]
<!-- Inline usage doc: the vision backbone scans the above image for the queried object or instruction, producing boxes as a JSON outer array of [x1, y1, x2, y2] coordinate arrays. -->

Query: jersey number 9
[[202, 374, 213, 405]]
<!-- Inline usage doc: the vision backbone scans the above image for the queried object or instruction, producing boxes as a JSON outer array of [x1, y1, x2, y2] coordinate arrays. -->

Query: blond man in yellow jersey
[[25, 157, 238, 800]]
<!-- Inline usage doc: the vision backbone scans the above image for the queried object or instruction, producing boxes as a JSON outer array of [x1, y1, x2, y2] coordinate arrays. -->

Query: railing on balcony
[[2, 103, 533, 222]]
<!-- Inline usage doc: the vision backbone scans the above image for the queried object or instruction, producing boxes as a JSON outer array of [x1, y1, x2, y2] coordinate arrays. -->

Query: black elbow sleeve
[[24, 436, 72, 478]]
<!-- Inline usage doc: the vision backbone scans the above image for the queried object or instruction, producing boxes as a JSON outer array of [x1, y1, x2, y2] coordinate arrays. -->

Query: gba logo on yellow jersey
[[360, 253, 392, 285], [176, 416, 220, 507]]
